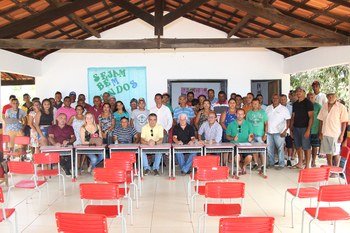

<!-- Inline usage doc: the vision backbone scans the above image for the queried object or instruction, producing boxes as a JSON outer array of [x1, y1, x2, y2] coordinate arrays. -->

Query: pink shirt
[[56, 107, 76, 121], [317, 102, 348, 138]]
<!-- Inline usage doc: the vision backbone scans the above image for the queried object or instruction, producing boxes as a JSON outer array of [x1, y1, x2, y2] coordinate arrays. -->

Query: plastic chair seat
[[305, 207, 350, 221], [194, 186, 205, 195], [320, 165, 343, 173], [14, 179, 46, 189], [206, 204, 241, 216], [0, 208, 16, 221], [85, 205, 124, 218], [287, 187, 319, 198], [36, 169, 59, 176]]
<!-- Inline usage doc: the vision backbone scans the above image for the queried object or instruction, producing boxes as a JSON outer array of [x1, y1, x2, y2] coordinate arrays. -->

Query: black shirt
[[173, 123, 195, 144], [293, 98, 314, 128]]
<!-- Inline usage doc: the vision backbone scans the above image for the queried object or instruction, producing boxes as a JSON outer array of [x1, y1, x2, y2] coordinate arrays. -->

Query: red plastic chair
[[219, 217, 275, 233], [321, 146, 350, 184], [1, 134, 11, 155], [283, 167, 330, 228], [7, 136, 31, 160], [93, 167, 133, 224], [198, 182, 245, 233], [191, 166, 229, 220], [33, 152, 65, 195], [7, 161, 47, 205], [187, 155, 220, 204], [105, 158, 139, 208], [110, 151, 141, 196], [0, 187, 17, 233], [301, 184, 350, 233], [80, 183, 126, 233], [55, 212, 108, 233]]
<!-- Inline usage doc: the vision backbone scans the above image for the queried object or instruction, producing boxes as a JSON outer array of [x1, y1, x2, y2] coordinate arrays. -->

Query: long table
[[40, 145, 74, 181], [234, 143, 268, 179], [171, 144, 203, 179], [204, 142, 235, 166]]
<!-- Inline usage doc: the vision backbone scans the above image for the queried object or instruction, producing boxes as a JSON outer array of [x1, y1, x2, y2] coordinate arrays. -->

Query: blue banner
[[88, 66, 147, 105]]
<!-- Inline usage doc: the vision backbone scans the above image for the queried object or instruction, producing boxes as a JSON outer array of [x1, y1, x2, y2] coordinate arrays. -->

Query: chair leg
[[128, 196, 133, 225], [59, 174, 66, 195], [13, 210, 18, 233], [187, 179, 193, 205], [309, 219, 315, 233], [301, 210, 305, 233], [283, 191, 288, 216], [333, 221, 336, 233], [291, 197, 295, 228], [198, 214, 204, 233]]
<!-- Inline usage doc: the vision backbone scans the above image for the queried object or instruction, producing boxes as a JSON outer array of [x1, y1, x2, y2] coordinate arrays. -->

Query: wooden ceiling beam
[[327, 0, 350, 9], [0, 0, 38, 18], [227, 14, 252, 38], [109, 0, 155, 26], [0, 38, 348, 49], [163, 0, 210, 26], [0, 0, 100, 38], [217, 0, 347, 39], [154, 0, 164, 36]]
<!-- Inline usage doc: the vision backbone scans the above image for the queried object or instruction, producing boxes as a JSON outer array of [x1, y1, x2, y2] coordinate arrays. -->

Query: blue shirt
[[173, 106, 195, 124]]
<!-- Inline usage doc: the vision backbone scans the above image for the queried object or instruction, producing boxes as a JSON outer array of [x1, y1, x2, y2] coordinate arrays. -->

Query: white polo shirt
[[266, 104, 291, 134], [150, 104, 173, 132]]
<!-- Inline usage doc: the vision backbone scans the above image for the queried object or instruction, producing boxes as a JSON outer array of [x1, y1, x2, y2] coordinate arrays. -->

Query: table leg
[[169, 149, 172, 179], [263, 149, 267, 178], [75, 152, 78, 179], [236, 148, 239, 179], [231, 149, 234, 177], [140, 149, 144, 178], [71, 151, 75, 181]]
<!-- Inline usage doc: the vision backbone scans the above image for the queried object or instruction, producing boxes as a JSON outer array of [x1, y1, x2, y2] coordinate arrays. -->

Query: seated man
[[48, 113, 76, 175], [226, 108, 254, 174], [112, 117, 139, 144], [173, 113, 197, 175], [198, 111, 223, 144], [141, 113, 164, 176]]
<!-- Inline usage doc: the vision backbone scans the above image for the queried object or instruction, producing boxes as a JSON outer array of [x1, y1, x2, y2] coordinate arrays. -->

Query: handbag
[[89, 135, 103, 146]]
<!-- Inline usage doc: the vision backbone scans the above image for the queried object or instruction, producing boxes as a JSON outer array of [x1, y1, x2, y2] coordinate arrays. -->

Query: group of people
[[2, 80, 348, 176]]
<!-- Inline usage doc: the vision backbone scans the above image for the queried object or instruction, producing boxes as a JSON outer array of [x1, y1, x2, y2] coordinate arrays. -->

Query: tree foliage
[[290, 64, 349, 108]]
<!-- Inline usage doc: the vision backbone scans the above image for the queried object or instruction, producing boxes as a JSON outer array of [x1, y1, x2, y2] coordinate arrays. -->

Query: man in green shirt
[[226, 108, 254, 174], [307, 92, 321, 167], [246, 98, 268, 170]]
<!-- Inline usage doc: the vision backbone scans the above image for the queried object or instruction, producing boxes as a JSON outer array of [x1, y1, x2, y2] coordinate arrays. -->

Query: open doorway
[[251, 80, 281, 105]]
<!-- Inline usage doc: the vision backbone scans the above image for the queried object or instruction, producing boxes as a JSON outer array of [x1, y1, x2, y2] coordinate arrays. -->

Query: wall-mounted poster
[[180, 87, 208, 97], [88, 67, 147, 105]]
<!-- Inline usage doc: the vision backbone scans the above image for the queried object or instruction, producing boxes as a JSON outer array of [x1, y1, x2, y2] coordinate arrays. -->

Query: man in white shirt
[[266, 94, 291, 169], [149, 93, 173, 143], [312, 81, 327, 106]]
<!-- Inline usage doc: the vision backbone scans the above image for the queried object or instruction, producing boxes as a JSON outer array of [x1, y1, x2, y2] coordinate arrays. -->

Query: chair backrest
[[94, 167, 127, 183], [8, 161, 34, 175], [205, 182, 245, 199], [80, 183, 121, 200], [193, 156, 220, 168], [1, 134, 10, 143], [33, 152, 60, 165], [0, 187, 4, 204], [318, 184, 350, 203], [110, 151, 136, 163], [340, 146, 350, 161], [196, 166, 229, 182], [105, 158, 132, 171], [219, 217, 275, 233], [14, 136, 30, 145], [298, 167, 330, 183], [55, 212, 108, 233]]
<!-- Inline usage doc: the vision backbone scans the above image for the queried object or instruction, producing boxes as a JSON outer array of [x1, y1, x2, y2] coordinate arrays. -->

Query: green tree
[[290, 64, 349, 108]]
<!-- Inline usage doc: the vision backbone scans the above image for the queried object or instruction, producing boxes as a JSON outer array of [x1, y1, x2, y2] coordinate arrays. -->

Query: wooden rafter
[[217, 0, 348, 39], [327, 0, 350, 9], [155, 0, 164, 36], [227, 14, 252, 38], [0, 38, 348, 50], [0, 0, 101, 38]]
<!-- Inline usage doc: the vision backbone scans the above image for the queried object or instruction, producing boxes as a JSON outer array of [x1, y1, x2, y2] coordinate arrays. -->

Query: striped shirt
[[173, 106, 195, 124], [112, 125, 137, 144]]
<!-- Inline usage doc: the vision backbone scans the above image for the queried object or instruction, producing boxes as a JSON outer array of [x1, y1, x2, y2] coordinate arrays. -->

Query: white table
[[234, 143, 268, 179], [74, 144, 106, 179], [204, 143, 235, 166], [139, 143, 171, 178], [40, 145, 74, 181], [172, 144, 203, 179]]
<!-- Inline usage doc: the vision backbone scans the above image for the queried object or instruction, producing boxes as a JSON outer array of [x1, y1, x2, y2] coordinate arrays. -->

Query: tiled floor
[[1, 161, 350, 233]]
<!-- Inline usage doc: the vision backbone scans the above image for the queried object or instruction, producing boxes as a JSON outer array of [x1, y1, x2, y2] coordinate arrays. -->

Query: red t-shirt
[[2, 104, 12, 115], [87, 106, 103, 124], [48, 124, 74, 144]]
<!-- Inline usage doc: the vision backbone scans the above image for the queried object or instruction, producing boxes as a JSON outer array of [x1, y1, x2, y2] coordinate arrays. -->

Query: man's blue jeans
[[175, 153, 197, 173], [267, 133, 285, 167], [142, 152, 162, 171]]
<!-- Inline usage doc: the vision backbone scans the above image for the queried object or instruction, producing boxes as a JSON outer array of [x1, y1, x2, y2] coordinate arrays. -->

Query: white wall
[[284, 46, 350, 74], [38, 18, 288, 106], [0, 49, 41, 76]]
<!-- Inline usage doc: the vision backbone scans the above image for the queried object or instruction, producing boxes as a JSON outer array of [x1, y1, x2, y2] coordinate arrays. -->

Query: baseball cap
[[138, 97, 145, 102], [312, 81, 320, 86], [69, 91, 76, 96]]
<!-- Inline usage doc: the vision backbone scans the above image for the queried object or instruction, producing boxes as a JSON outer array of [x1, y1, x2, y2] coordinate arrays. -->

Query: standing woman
[[99, 103, 116, 145], [198, 95, 207, 111], [195, 100, 211, 131], [80, 112, 104, 172], [35, 98, 54, 146], [28, 100, 41, 154], [68, 105, 85, 145], [220, 98, 237, 164], [113, 101, 129, 127]]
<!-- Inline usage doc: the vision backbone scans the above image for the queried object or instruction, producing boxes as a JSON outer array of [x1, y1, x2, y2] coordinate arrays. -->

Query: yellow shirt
[[317, 102, 348, 138], [141, 123, 164, 142]]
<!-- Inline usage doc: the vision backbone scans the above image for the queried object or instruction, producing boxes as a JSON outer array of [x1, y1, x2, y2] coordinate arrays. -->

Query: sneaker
[[287, 160, 292, 167], [154, 170, 159, 176], [144, 169, 150, 176], [252, 164, 258, 170], [87, 164, 92, 173], [259, 166, 264, 171], [274, 161, 279, 166]]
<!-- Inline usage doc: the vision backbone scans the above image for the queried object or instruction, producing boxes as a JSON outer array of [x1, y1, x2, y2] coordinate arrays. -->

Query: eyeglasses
[[237, 125, 241, 133], [150, 129, 153, 137]]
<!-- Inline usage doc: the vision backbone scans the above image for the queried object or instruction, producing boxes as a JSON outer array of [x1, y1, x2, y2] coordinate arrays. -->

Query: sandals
[[290, 164, 303, 169]]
